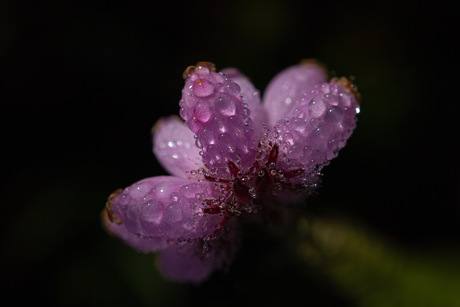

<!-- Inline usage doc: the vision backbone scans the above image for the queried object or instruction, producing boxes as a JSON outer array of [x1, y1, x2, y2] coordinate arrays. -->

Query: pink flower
[[102, 60, 360, 283]]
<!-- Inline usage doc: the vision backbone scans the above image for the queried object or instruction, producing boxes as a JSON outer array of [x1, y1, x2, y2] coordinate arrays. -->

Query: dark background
[[1, 0, 459, 306]]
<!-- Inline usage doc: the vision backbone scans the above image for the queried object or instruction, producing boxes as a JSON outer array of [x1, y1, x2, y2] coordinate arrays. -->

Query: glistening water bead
[[103, 60, 360, 283]]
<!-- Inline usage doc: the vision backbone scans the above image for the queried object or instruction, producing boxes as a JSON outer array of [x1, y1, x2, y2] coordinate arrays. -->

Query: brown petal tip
[[104, 188, 123, 225], [331, 76, 362, 104], [300, 58, 328, 75], [182, 61, 216, 80]]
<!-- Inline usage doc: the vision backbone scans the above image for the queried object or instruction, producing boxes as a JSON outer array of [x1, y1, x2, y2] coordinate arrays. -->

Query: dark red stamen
[[284, 168, 305, 178], [227, 161, 240, 177], [268, 144, 279, 165], [204, 174, 230, 183], [203, 207, 222, 214]]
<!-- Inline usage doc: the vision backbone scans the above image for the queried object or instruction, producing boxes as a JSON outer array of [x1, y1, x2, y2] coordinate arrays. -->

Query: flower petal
[[103, 213, 169, 253], [157, 223, 238, 283], [180, 63, 259, 179], [104, 176, 226, 252], [263, 60, 327, 126], [221, 68, 268, 138], [153, 116, 203, 178], [273, 78, 360, 185]]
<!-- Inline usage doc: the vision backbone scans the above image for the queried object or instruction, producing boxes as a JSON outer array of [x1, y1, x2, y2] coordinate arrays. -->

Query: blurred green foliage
[[298, 218, 460, 307]]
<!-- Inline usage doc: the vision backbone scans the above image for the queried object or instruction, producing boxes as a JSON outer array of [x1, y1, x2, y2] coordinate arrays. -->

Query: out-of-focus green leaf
[[297, 218, 460, 307]]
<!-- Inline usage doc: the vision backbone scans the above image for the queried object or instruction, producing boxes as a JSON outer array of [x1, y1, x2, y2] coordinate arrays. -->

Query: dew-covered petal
[[180, 62, 259, 179], [157, 223, 238, 283], [263, 61, 327, 126], [273, 78, 360, 183], [221, 68, 268, 138], [153, 116, 203, 178], [105, 176, 225, 252], [103, 213, 169, 253]]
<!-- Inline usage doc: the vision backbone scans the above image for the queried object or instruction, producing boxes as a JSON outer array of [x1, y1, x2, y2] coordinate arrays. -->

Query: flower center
[[202, 142, 306, 217]]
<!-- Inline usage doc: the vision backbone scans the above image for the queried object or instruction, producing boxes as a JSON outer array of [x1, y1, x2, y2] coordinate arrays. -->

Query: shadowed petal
[[153, 116, 203, 178], [264, 61, 327, 126], [103, 213, 169, 253], [157, 222, 238, 283]]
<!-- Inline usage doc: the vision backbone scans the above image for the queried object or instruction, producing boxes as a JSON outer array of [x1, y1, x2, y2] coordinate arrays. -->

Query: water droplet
[[282, 132, 295, 146], [324, 93, 339, 106], [193, 78, 214, 97], [215, 96, 236, 116], [339, 92, 352, 107], [139, 201, 163, 225], [308, 98, 326, 117], [194, 102, 211, 122], [169, 192, 180, 202], [179, 107, 189, 120], [321, 83, 330, 93], [248, 188, 257, 198], [324, 106, 344, 123], [225, 81, 241, 94], [242, 106, 250, 117], [164, 204, 182, 223]]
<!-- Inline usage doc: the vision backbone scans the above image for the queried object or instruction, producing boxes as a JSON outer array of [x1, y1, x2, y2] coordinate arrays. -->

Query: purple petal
[[103, 214, 169, 253], [179, 63, 259, 179], [153, 116, 203, 179], [263, 61, 327, 126], [221, 68, 268, 138], [157, 222, 238, 283], [272, 78, 360, 185], [104, 176, 226, 252]]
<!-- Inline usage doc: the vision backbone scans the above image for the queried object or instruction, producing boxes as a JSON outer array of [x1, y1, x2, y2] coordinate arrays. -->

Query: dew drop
[[193, 79, 214, 97], [248, 188, 257, 199], [194, 102, 211, 122], [169, 192, 180, 202], [324, 93, 339, 106], [291, 117, 307, 133], [225, 81, 241, 94], [282, 132, 295, 146], [164, 204, 182, 223], [140, 200, 164, 224], [179, 107, 189, 120], [321, 83, 331, 94], [324, 106, 344, 123], [195, 138, 203, 148], [215, 96, 236, 116], [215, 82, 224, 92], [308, 98, 326, 118], [339, 92, 352, 107]]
